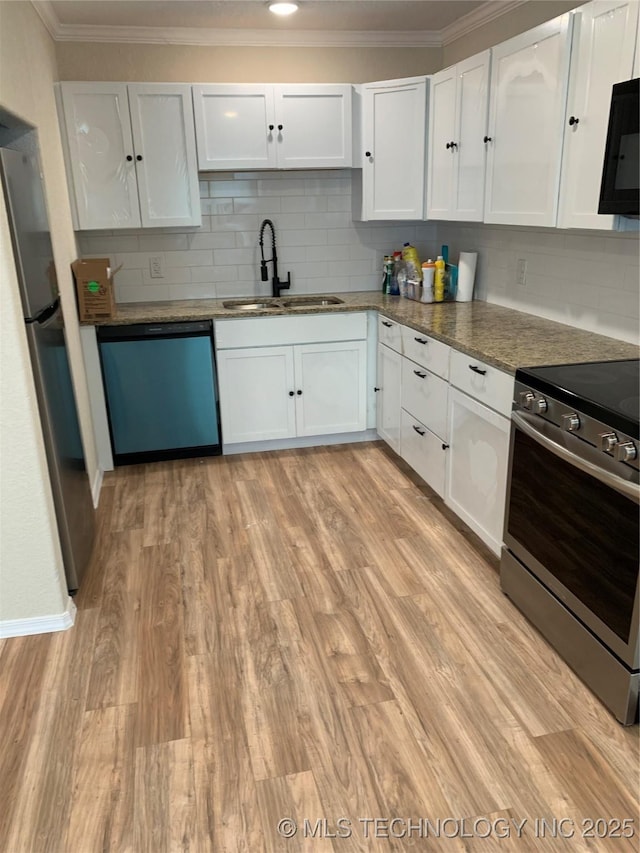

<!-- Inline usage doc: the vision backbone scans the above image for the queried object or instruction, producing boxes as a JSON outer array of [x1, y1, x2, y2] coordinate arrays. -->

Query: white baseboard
[[91, 467, 104, 509], [223, 429, 378, 456], [0, 596, 77, 639]]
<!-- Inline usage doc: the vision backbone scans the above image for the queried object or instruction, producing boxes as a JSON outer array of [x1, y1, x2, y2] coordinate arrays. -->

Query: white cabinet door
[[446, 388, 511, 555], [484, 15, 573, 226], [362, 77, 428, 219], [427, 66, 457, 220], [427, 52, 490, 223], [400, 409, 447, 498], [294, 341, 367, 436], [274, 85, 352, 168], [217, 346, 296, 444], [60, 83, 141, 229], [128, 84, 201, 228], [192, 84, 277, 170], [376, 343, 402, 453], [453, 50, 491, 222], [558, 0, 639, 230]]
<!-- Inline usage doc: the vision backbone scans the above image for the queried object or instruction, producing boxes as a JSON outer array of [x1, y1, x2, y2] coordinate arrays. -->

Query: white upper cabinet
[[484, 15, 573, 227], [427, 51, 490, 222], [361, 77, 428, 220], [59, 82, 201, 230], [192, 84, 352, 170], [557, 0, 639, 230]]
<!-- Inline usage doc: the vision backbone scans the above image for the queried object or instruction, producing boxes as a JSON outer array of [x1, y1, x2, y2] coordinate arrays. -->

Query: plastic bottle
[[390, 251, 402, 295], [434, 255, 446, 302], [402, 243, 421, 280], [381, 256, 394, 295], [421, 259, 435, 303]]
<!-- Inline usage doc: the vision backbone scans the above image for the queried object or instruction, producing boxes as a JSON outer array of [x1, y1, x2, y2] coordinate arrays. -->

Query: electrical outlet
[[516, 258, 527, 287], [149, 255, 165, 278]]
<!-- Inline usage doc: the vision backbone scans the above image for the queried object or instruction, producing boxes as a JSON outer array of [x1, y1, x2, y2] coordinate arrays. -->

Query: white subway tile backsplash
[[165, 250, 213, 267], [209, 179, 257, 198], [187, 231, 236, 250], [190, 265, 238, 284], [80, 172, 637, 340]]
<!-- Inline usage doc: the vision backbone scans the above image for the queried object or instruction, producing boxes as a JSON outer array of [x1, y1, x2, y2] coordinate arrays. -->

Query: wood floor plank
[[134, 738, 197, 853], [85, 529, 143, 710], [64, 704, 136, 853], [110, 464, 145, 533], [135, 543, 189, 747], [256, 771, 334, 853]]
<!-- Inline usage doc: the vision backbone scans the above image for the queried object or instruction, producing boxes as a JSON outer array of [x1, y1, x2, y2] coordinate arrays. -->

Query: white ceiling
[[33, 0, 527, 46]]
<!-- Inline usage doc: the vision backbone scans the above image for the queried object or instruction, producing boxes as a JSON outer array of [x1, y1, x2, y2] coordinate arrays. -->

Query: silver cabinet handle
[[512, 411, 639, 502]]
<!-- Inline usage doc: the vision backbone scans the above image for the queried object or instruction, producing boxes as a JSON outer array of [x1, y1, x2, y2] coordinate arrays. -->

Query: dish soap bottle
[[434, 255, 446, 302]]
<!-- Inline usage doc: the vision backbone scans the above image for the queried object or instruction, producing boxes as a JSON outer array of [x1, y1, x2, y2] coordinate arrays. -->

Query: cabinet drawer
[[449, 349, 513, 417], [401, 359, 448, 440], [400, 409, 447, 498], [378, 315, 402, 352], [401, 326, 450, 379], [216, 312, 367, 349]]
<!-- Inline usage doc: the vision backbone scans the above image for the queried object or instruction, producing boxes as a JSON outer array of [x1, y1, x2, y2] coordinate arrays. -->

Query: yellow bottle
[[434, 255, 446, 302]]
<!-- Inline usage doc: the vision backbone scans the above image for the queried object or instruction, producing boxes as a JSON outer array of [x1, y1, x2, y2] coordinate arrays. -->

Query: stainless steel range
[[501, 359, 639, 725]]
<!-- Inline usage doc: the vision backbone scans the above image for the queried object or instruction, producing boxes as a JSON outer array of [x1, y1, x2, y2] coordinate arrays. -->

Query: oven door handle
[[512, 411, 640, 502]]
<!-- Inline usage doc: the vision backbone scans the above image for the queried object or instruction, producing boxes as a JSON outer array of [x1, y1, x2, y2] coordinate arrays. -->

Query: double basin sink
[[222, 295, 344, 312]]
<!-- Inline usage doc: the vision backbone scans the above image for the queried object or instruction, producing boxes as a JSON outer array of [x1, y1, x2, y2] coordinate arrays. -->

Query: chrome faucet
[[259, 218, 291, 298]]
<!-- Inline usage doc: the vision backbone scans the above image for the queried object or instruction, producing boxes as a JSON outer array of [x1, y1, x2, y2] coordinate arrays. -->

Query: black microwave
[[598, 77, 639, 218]]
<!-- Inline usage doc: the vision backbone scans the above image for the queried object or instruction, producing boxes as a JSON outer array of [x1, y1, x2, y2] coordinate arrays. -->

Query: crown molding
[[441, 0, 529, 46], [31, 0, 60, 40], [31, 0, 531, 49], [39, 23, 443, 48]]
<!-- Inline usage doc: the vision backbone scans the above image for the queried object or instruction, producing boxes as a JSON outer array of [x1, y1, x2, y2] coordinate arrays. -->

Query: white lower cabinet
[[400, 410, 447, 499], [445, 388, 511, 555], [376, 342, 402, 453], [216, 313, 368, 446]]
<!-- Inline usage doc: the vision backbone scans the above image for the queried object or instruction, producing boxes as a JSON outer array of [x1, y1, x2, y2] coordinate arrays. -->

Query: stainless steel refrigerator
[[0, 146, 94, 592]]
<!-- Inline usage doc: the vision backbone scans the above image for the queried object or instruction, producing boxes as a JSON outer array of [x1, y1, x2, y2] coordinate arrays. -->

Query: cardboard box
[[71, 257, 117, 322]]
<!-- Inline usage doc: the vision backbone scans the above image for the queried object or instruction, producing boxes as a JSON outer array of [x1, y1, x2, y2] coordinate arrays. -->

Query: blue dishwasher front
[[98, 321, 221, 465]]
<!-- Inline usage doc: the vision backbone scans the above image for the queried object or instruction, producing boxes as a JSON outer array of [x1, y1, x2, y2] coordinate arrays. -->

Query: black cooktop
[[517, 359, 640, 438]]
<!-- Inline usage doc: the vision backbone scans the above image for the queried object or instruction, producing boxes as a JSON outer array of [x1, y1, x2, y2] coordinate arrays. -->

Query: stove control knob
[[533, 397, 548, 414], [519, 391, 535, 409], [614, 441, 637, 463], [599, 432, 618, 453], [562, 413, 580, 432]]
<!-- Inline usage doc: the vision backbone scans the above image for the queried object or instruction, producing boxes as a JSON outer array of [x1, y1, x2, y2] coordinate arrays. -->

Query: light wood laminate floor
[[1, 442, 638, 852]]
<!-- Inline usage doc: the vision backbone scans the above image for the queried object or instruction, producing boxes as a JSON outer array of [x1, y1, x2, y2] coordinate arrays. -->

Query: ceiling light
[[269, 2, 299, 16]]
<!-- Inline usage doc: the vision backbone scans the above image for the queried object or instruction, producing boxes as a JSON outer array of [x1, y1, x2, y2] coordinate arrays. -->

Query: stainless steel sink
[[222, 299, 281, 311], [280, 296, 344, 307]]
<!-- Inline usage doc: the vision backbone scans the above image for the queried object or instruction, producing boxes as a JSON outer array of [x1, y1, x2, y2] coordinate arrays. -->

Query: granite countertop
[[92, 291, 640, 375]]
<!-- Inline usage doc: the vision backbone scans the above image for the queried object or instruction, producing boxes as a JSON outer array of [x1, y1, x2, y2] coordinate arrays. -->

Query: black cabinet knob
[[296, 389, 302, 395], [442, 443, 449, 451], [268, 124, 274, 131], [374, 386, 380, 392], [365, 150, 372, 158], [277, 124, 283, 131], [569, 116, 579, 126], [136, 155, 143, 161], [483, 136, 492, 143], [446, 142, 452, 149], [288, 391, 294, 397], [126, 155, 133, 161]]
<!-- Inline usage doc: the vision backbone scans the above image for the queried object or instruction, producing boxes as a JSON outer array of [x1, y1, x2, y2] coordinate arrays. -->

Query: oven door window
[[507, 428, 638, 644]]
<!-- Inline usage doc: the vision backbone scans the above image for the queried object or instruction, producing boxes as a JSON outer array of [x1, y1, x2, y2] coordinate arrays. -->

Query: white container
[[456, 251, 477, 302], [421, 283, 433, 303]]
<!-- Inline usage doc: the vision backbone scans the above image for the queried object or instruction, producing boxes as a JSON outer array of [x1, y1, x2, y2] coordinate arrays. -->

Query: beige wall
[[0, 1, 98, 624], [442, 0, 584, 66], [55, 42, 441, 83]]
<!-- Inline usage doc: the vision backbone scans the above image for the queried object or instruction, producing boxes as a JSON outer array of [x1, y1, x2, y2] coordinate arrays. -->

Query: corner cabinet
[[192, 84, 352, 170], [483, 14, 573, 227], [427, 51, 491, 222], [360, 77, 428, 220], [215, 313, 367, 446], [557, 0, 639, 231], [58, 82, 201, 230]]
